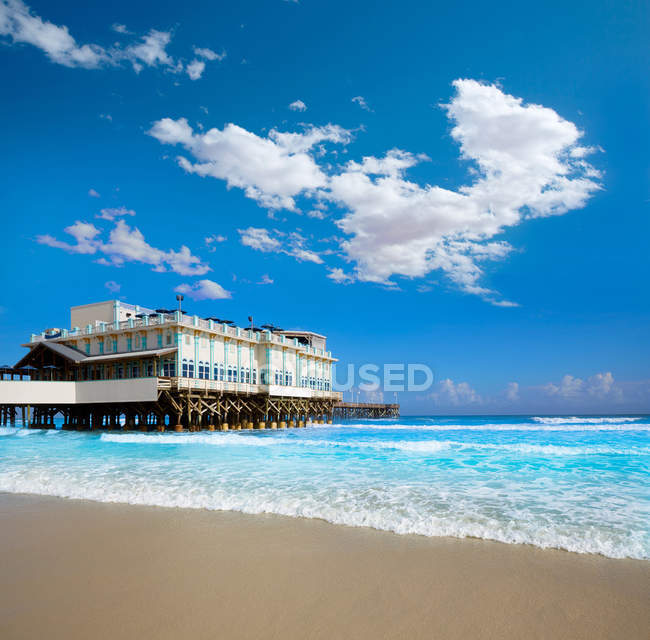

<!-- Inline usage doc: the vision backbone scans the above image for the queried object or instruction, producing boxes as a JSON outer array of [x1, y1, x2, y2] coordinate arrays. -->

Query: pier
[[0, 299, 398, 431], [0, 377, 338, 431], [333, 402, 400, 419]]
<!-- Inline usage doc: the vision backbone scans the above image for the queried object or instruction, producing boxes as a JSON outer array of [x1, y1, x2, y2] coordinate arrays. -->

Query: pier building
[[0, 300, 344, 430]]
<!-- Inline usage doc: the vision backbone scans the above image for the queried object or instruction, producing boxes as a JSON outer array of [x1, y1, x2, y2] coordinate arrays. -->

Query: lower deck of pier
[[0, 391, 337, 432]]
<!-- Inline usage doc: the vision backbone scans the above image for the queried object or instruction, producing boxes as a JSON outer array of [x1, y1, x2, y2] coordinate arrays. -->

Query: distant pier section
[[333, 402, 400, 419]]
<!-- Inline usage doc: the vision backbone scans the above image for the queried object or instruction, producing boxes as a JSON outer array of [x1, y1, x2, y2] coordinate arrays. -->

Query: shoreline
[[1, 493, 648, 639]]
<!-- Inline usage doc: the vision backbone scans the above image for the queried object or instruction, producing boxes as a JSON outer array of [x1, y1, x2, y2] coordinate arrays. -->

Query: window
[[166, 332, 172, 345], [182, 359, 195, 378], [117, 365, 124, 379], [274, 370, 281, 385], [185, 334, 191, 346], [127, 337, 132, 351], [162, 360, 175, 377], [158, 333, 163, 348], [132, 365, 140, 378], [85, 342, 90, 355], [135, 335, 140, 349], [147, 362, 154, 377], [252, 368, 257, 384], [261, 370, 268, 385], [99, 340, 104, 354], [112, 339, 117, 352]]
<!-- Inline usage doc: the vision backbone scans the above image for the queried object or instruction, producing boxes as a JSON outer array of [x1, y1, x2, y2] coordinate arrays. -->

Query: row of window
[[73, 358, 177, 381], [179, 360, 331, 387], [181, 360, 259, 384], [85, 332, 175, 355], [301, 376, 331, 391]]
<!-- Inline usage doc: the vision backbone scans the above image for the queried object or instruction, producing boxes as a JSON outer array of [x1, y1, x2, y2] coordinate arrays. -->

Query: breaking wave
[[2, 416, 648, 560]]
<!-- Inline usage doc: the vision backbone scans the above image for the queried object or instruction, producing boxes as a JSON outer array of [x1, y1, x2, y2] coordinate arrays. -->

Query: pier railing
[[168, 377, 342, 400]]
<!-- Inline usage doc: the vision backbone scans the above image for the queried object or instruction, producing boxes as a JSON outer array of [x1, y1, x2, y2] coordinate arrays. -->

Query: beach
[[1, 492, 648, 640]]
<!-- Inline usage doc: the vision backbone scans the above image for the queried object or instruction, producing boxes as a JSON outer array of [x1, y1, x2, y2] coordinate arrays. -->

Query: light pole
[[176, 294, 184, 314]]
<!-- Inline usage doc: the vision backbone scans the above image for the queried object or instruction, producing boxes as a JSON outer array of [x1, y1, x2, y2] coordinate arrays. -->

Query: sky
[[0, 0, 649, 414]]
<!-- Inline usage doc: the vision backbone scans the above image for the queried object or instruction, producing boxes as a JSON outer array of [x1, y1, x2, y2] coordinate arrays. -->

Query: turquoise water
[[1, 415, 648, 559]]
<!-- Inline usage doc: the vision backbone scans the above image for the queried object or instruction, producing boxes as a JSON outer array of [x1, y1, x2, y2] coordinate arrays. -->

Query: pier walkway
[[333, 402, 400, 419]]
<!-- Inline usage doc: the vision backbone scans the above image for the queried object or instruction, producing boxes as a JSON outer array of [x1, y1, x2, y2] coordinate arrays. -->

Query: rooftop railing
[[31, 313, 332, 358]]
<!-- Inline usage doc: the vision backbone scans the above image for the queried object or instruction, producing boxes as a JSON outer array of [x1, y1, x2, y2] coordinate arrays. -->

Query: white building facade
[[24, 300, 337, 399]]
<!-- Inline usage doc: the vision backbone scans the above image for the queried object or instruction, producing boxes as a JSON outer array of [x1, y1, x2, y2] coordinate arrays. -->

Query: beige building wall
[[70, 301, 116, 328]]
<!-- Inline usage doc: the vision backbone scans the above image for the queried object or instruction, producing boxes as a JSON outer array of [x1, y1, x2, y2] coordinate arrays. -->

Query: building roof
[[14, 342, 177, 368], [280, 329, 327, 339], [14, 341, 88, 368], [82, 347, 177, 363]]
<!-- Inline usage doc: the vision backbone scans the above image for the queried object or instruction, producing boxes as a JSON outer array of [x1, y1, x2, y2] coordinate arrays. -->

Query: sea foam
[[1, 415, 648, 560]]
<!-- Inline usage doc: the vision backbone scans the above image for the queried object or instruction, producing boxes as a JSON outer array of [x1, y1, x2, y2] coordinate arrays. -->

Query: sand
[[0, 493, 648, 640]]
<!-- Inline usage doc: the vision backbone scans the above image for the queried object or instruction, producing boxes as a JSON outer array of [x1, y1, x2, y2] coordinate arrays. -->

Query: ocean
[[1, 415, 648, 559]]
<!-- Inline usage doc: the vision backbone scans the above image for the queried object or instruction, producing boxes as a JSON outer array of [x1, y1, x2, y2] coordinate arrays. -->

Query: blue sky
[[1, 0, 648, 414]]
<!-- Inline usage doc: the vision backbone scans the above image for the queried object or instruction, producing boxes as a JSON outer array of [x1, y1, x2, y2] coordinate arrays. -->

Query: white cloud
[[238, 227, 323, 264], [186, 59, 205, 80], [258, 274, 273, 285], [329, 80, 601, 305], [0, 0, 108, 68], [289, 99, 307, 112], [96, 206, 136, 221], [543, 371, 621, 400], [36, 219, 210, 276], [290, 247, 322, 263], [149, 80, 601, 304], [505, 381, 520, 402], [174, 279, 231, 300], [430, 378, 481, 406], [119, 29, 174, 72], [205, 234, 226, 251], [148, 118, 352, 210], [0, 1, 216, 79], [36, 221, 101, 254], [327, 268, 354, 284], [88, 188, 100, 198], [239, 227, 281, 252], [351, 95, 371, 111], [412, 371, 640, 413], [193, 46, 225, 61], [104, 280, 121, 293], [112, 24, 132, 35]]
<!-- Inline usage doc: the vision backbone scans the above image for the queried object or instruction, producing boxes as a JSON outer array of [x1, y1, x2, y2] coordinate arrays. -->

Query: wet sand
[[0, 493, 648, 639]]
